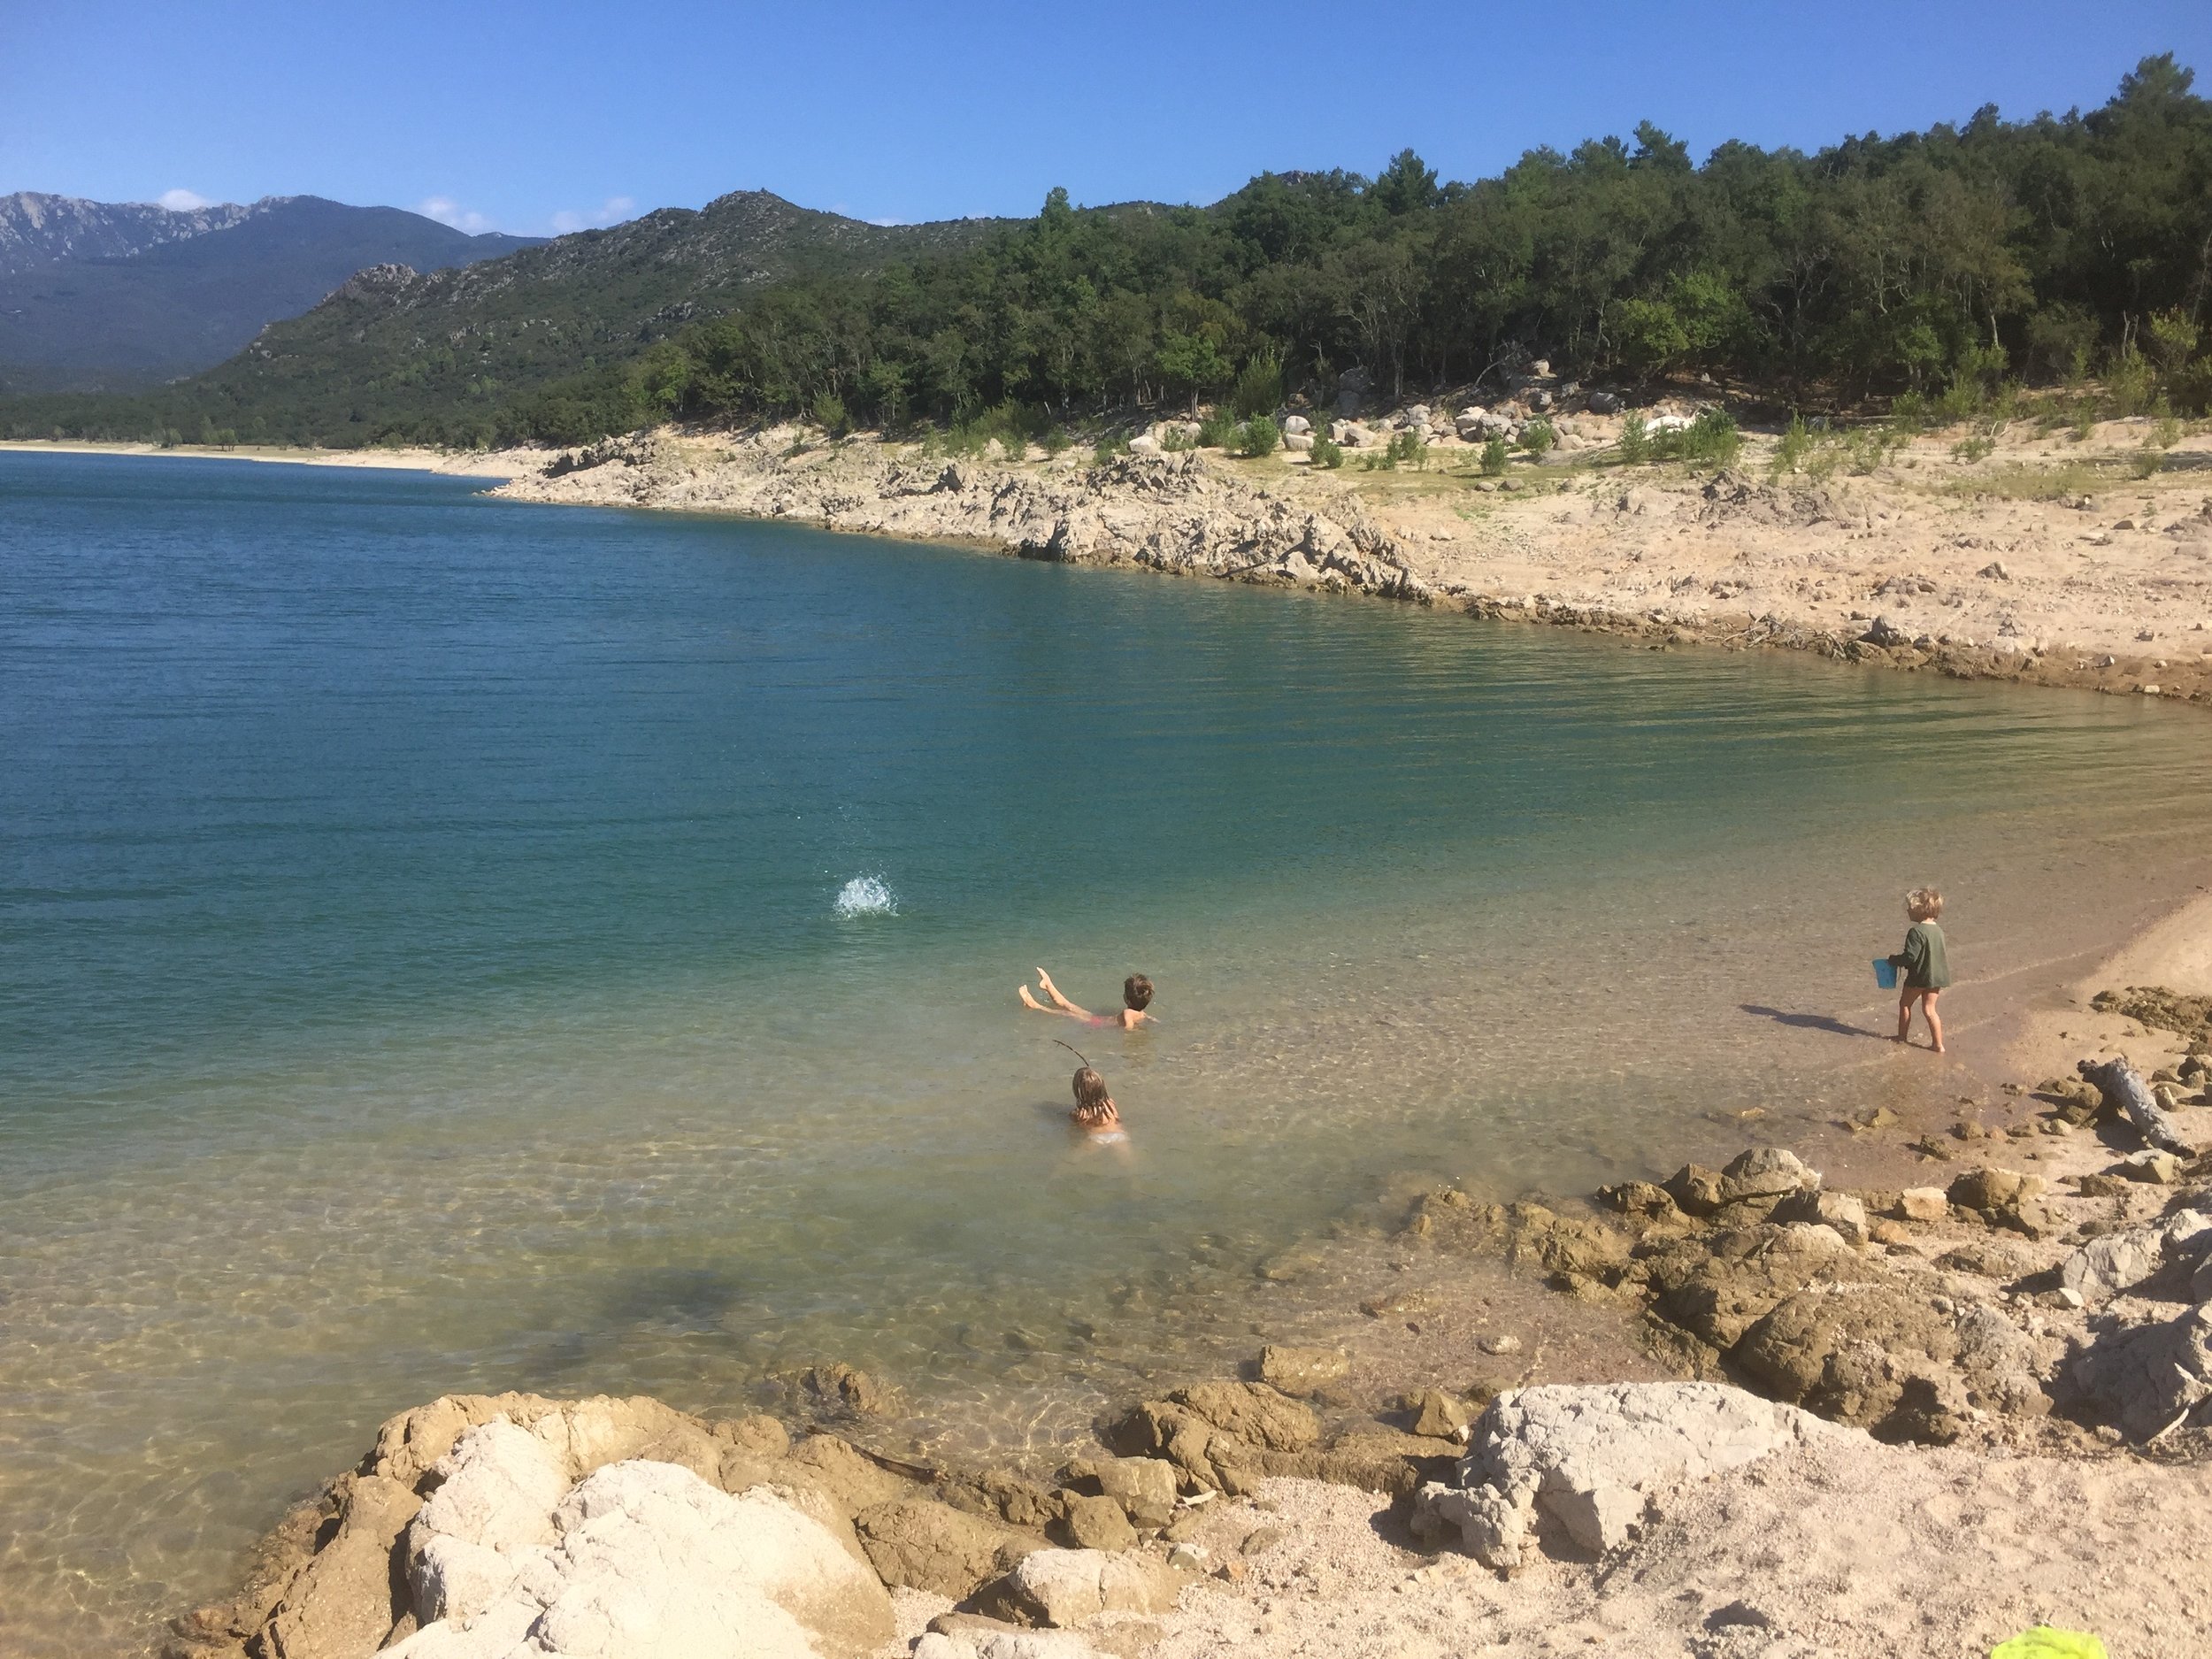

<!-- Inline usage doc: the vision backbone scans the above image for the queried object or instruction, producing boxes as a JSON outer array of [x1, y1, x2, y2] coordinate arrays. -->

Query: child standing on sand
[[1889, 887, 1951, 1052]]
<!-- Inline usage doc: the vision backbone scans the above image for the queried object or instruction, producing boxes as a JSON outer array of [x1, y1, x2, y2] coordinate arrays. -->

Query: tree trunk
[[2080, 1057, 2192, 1156]]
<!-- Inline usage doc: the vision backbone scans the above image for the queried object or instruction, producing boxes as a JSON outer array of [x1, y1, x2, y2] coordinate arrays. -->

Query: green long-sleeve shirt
[[1891, 921, 1950, 990]]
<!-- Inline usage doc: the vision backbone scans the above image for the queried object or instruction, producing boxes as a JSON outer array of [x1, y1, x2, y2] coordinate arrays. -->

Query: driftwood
[[2079, 1056, 2193, 1157]]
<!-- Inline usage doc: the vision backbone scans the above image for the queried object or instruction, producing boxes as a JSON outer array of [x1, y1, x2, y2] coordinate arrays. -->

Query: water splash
[[833, 875, 899, 918]]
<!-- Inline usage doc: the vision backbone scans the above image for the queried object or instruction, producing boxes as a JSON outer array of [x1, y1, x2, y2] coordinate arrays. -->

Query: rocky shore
[[486, 403, 2212, 710], [165, 969, 2212, 1659]]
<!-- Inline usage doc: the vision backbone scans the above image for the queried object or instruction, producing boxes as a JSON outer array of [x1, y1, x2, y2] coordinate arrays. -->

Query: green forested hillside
[[9, 54, 2209, 448]]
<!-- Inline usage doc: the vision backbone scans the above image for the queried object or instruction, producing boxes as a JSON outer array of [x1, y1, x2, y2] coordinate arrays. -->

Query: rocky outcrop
[[972, 1548, 1185, 1628], [496, 438, 1432, 604], [2072, 1301, 2212, 1441], [1412, 1381, 1837, 1568]]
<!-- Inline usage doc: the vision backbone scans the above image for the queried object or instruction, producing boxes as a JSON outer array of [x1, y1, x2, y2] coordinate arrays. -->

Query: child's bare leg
[[1020, 979, 1091, 1021], [1034, 969, 1092, 1019], [1895, 992, 1916, 1043], [1924, 990, 1945, 1053]]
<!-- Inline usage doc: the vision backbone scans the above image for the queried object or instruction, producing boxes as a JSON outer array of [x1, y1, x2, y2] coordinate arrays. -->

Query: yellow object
[[1990, 1631, 2108, 1659]]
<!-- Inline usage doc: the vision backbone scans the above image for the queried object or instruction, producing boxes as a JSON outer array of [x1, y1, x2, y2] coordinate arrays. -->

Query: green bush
[[1479, 435, 1509, 475], [1387, 428, 1427, 469], [1889, 390, 1929, 434], [1615, 412, 1648, 465], [945, 420, 989, 457], [811, 391, 852, 438], [1196, 407, 1240, 448], [1655, 409, 1742, 465], [1160, 424, 1195, 453], [1092, 432, 1129, 465], [1230, 352, 1284, 419], [2105, 346, 2154, 417], [1518, 419, 1555, 457], [2150, 411, 2184, 449], [1772, 413, 1811, 474], [1235, 415, 1282, 457], [1950, 434, 1995, 463], [1308, 434, 1344, 468]]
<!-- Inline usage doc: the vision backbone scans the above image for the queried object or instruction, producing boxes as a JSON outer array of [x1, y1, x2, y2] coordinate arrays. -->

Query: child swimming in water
[[1019, 968, 1154, 1030], [1069, 1064, 1125, 1141]]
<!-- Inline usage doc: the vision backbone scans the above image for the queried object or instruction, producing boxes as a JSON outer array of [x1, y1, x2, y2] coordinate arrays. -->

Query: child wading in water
[[1889, 887, 1951, 1052], [1019, 968, 1154, 1031]]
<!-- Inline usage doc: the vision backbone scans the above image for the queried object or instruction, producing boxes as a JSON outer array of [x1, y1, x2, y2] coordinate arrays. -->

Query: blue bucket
[[1872, 957, 1898, 990]]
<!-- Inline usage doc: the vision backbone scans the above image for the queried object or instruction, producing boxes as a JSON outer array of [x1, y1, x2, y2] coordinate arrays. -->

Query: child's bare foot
[[1035, 968, 1063, 1000], [1019, 985, 1046, 1010]]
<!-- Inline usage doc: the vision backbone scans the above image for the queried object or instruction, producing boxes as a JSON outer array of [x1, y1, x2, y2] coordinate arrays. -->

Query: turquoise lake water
[[4, 450, 2210, 1655]]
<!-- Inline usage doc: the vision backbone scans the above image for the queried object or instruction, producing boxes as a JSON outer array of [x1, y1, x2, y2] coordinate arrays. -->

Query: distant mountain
[[0, 191, 261, 279], [179, 190, 1009, 443], [0, 195, 541, 392]]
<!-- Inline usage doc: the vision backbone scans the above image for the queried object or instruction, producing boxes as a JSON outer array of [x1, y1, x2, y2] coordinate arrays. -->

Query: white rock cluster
[[1412, 1381, 1840, 1569], [386, 1418, 891, 1659]]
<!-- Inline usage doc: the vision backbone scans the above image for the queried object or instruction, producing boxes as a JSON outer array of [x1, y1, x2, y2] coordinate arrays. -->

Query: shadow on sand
[[1740, 1003, 1889, 1041]]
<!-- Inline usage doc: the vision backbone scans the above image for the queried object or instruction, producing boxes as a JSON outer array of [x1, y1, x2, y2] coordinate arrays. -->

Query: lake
[[3, 450, 2208, 1655]]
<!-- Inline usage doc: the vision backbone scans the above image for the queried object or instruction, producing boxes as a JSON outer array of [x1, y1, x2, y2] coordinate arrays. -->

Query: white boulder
[[416, 1420, 567, 1553], [388, 1457, 892, 1659], [1416, 1382, 1837, 1567]]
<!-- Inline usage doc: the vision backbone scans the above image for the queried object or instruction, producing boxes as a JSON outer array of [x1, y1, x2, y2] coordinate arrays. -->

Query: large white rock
[[388, 1457, 892, 1659], [416, 1419, 568, 1552], [1419, 1382, 1836, 1567], [2059, 1210, 2209, 1306]]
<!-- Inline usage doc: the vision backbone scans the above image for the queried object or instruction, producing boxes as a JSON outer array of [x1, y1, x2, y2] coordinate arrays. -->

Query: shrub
[[1656, 408, 1742, 466], [1518, 419, 1555, 457], [1479, 435, 1509, 475], [1950, 435, 1995, 463], [1196, 407, 1240, 448], [1387, 428, 1427, 469], [2150, 412, 2184, 449], [946, 421, 989, 457], [1040, 426, 1071, 457], [1092, 432, 1129, 465], [1772, 414, 1811, 475], [2105, 346, 2154, 418], [811, 391, 852, 438], [1889, 390, 1928, 434], [1235, 416, 1282, 457], [1160, 424, 1195, 453], [2130, 442, 2166, 479], [1230, 352, 1284, 419], [1616, 412, 1648, 465], [1308, 433, 1344, 468]]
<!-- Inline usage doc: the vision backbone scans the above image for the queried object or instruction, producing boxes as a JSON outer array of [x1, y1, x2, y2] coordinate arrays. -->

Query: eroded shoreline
[[10, 426, 2210, 710]]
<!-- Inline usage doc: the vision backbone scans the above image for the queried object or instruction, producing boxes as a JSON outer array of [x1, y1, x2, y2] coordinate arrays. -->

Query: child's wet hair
[[1123, 974, 1154, 1011], [1906, 887, 1944, 921], [1071, 1065, 1112, 1110]]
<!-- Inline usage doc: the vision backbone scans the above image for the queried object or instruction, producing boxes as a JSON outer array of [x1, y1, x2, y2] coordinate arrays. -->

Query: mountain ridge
[[0, 194, 543, 391]]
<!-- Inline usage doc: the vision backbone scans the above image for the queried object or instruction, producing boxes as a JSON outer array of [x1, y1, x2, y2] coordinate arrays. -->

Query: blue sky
[[4, 1, 2209, 234]]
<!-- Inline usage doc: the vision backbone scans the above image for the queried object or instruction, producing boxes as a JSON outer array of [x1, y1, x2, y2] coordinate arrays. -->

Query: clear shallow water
[[4, 451, 2210, 1654]]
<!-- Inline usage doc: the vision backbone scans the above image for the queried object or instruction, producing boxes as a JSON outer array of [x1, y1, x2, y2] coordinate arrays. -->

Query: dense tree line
[[7, 55, 2209, 449]]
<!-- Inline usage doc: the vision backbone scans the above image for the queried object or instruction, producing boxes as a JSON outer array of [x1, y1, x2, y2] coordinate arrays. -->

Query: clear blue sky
[[4, 1, 2208, 234]]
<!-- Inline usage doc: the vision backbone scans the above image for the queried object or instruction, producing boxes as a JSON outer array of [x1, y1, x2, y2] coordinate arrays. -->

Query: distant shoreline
[[12, 427, 2209, 712], [0, 436, 518, 478]]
